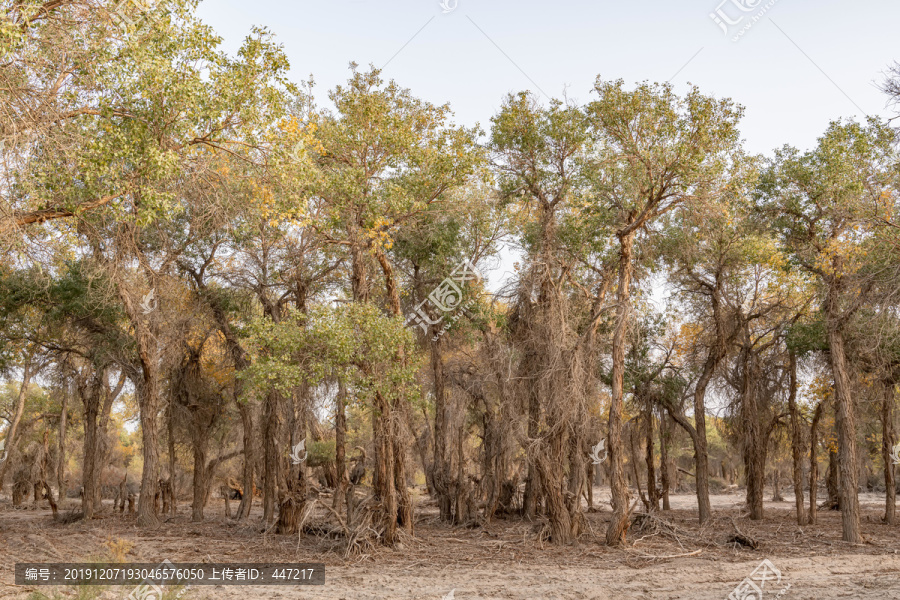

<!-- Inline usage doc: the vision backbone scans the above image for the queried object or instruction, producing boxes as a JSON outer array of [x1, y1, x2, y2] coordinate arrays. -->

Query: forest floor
[[0, 487, 898, 599]]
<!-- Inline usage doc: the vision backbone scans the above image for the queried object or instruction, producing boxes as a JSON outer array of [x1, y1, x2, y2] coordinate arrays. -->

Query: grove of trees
[[2, 0, 900, 552]]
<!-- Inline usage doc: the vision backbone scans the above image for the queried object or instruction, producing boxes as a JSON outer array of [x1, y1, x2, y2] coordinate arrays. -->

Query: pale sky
[[193, 0, 900, 298], [196, 0, 900, 155]]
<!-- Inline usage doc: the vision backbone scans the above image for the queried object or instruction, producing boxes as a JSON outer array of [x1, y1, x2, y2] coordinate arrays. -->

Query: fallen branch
[[627, 548, 703, 560]]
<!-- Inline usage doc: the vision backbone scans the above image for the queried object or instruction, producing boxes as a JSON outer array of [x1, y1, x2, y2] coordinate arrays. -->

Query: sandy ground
[[0, 487, 898, 599]]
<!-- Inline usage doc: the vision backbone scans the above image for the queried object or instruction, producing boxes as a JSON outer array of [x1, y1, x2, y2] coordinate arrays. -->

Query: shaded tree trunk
[[882, 380, 896, 525], [522, 380, 541, 520], [262, 389, 280, 526], [190, 416, 208, 522], [0, 356, 35, 492], [372, 391, 397, 544], [606, 230, 635, 546], [808, 401, 823, 524], [645, 410, 658, 511], [275, 386, 308, 535], [393, 400, 414, 531], [431, 333, 452, 521], [135, 379, 162, 528], [333, 383, 347, 512], [826, 313, 860, 542], [787, 351, 806, 525], [56, 388, 68, 503], [826, 449, 840, 510], [740, 347, 765, 521], [660, 411, 671, 511], [80, 376, 100, 520], [236, 401, 255, 520], [96, 371, 125, 513], [167, 401, 177, 516]]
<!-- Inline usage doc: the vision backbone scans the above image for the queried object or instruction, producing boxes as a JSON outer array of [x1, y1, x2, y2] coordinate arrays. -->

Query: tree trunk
[[692, 351, 716, 525], [136, 374, 162, 528], [373, 391, 397, 544], [167, 401, 177, 515], [522, 380, 541, 519], [660, 411, 671, 511], [787, 351, 806, 525], [826, 317, 860, 542], [262, 389, 280, 526], [393, 399, 413, 531], [630, 425, 646, 509], [191, 417, 208, 522], [431, 333, 453, 521], [0, 357, 34, 491], [882, 380, 896, 525], [741, 349, 765, 521], [566, 433, 586, 530], [377, 248, 414, 535], [117, 284, 163, 528], [606, 231, 635, 546], [276, 387, 308, 535], [333, 383, 347, 511], [96, 371, 125, 513], [826, 449, 840, 510], [645, 410, 658, 511], [81, 380, 100, 520], [453, 411, 472, 526], [236, 400, 255, 520], [57, 388, 68, 503], [809, 401, 823, 524]]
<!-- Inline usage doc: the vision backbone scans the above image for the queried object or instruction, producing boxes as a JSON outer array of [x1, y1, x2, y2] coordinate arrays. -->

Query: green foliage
[[241, 303, 420, 408], [787, 318, 828, 355], [306, 439, 335, 467]]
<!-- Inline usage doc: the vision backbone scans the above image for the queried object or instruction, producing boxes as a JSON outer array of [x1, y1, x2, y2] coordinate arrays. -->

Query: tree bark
[[372, 391, 397, 544], [826, 310, 860, 542], [56, 387, 67, 503], [606, 231, 635, 546], [333, 383, 347, 511], [262, 389, 280, 526], [135, 372, 161, 527], [431, 333, 453, 522], [645, 410, 658, 511], [393, 400, 414, 531], [808, 401, 823, 525], [236, 400, 255, 520], [80, 375, 100, 520], [826, 448, 840, 510], [522, 379, 541, 519], [190, 416, 208, 522], [787, 351, 806, 525], [167, 400, 177, 516], [0, 356, 35, 492], [882, 380, 896, 525], [96, 371, 125, 513], [660, 411, 671, 511], [275, 386, 308, 535], [740, 344, 765, 521]]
